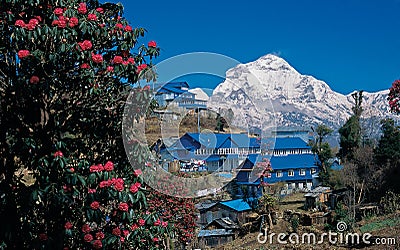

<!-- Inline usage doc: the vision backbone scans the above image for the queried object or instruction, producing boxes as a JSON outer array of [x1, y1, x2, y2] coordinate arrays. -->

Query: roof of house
[[205, 217, 240, 230], [219, 199, 252, 212], [195, 200, 218, 211], [239, 153, 318, 170], [264, 137, 311, 150], [155, 82, 189, 95], [198, 229, 235, 237]]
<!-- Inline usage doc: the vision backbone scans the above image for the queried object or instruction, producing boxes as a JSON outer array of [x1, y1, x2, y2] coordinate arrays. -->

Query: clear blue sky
[[111, 0, 400, 94]]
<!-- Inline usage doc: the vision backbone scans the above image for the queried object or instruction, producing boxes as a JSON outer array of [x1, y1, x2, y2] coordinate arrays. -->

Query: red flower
[[54, 150, 63, 157], [112, 55, 123, 64], [106, 66, 114, 72], [34, 16, 42, 22], [78, 40, 93, 51], [114, 182, 124, 192], [69, 167, 74, 172], [91, 53, 103, 63], [123, 230, 130, 237], [138, 218, 145, 226], [104, 161, 114, 171], [134, 169, 142, 177], [29, 76, 40, 84], [136, 64, 147, 73], [143, 85, 150, 91], [148, 40, 157, 48], [64, 221, 73, 230], [84, 233, 93, 242], [153, 237, 159, 242], [99, 180, 111, 188], [126, 57, 135, 64], [15, 20, 25, 27], [95, 231, 104, 240], [92, 239, 102, 249], [87, 13, 97, 21], [129, 184, 138, 193], [120, 237, 125, 243], [82, 224, 91, 233], [115, 23, 123, 29], [53, 8, 63, 16], [96, 7, 104, 13], [89, 164, 99, 172], [17, 50, 30, 59], [131, 224, 138, 231], [57, 19, 67, 28], [153, 219, 161, 226], [78, 3, 87, 14], [118, 202, 129, 212], [90, 201, 100, 210], [124, 25, 132, 32], [88, 188, 96, 193], [68, 17, 78, 27], [39, 233, 48, 241], [112, 227, 121, 236], [52, 19, 59, 26], [162, 221, 168, 227], [80, 63, 90, 69], [122, 60, 129, 65]]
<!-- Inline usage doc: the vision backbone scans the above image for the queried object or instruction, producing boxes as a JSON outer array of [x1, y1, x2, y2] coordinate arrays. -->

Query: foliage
[[147, 189, 197, 244], [388, 79, 400, 114], [380, 191, 400, 214], [257, 193, 277, 214], [309, 124, 333, 186], [0, 0, 170, 248], [290, 214, 300, 233], [338, 91, 363, 161]]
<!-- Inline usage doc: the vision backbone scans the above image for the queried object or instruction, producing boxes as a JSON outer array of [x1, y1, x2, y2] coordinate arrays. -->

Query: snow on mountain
[[208, 54, 394, 137], [189, 88, 210, 101]]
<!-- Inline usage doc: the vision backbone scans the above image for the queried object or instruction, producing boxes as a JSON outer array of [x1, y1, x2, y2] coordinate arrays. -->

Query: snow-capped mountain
[[208, 54, 395, 137]]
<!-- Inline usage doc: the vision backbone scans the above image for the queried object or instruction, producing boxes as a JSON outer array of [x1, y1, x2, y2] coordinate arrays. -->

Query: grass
[[359, 216, 400, 233]]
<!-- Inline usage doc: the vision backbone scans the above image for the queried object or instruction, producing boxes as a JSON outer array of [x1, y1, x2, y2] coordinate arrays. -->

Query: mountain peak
[[248, 54, 296, 73]]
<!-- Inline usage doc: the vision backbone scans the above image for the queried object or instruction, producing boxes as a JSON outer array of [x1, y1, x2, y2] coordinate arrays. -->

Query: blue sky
[[112, 0, 400, 94]]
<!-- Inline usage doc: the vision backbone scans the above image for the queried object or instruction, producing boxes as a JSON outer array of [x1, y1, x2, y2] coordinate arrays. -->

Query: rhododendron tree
[[388, 79, 400, 114], [0, 0, 169, 248]]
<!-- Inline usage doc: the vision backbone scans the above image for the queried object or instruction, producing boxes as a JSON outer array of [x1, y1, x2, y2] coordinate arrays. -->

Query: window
[[311, 168, 316, 174], [299, 169, 306, 176], [288, 169, 294, 177], [276, 171, 283, 178], [266, 172, 271, 178]]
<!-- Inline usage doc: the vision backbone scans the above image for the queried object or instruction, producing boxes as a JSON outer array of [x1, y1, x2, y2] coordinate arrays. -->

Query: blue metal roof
[[198, 229, 235, 237], [263, 137, 310, 150], [270, 154, 318, 170], [155, 82, 189, 95], [219, 199, 252, 212]]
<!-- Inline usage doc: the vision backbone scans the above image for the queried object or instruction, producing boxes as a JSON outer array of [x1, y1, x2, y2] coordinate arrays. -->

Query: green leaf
[[77, 175, 86, 186]]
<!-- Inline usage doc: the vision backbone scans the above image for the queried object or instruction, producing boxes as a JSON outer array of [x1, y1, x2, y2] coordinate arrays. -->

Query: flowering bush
[[0, 0, 165, 249]]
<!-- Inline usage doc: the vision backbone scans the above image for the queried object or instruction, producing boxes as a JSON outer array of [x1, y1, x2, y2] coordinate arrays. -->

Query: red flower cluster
[[388, 79, 400, 114], [112, 227, 121, 236], [15, 18, 40, 30], [129, 182, 141, 193], [29, 75, 39, 84], [91, 53, 103, 63], [96, 7, 104, 13], [64, 221, 73, 230], [136, 64, 147, 73], [82, 224, 91, 233], [69, 17, 79, 27], [106, 66, 114, 72], [54, 150, 63, 157], [78, 3, 87, 14], [84, 233, 93, 242], [52, 16, 68, 28], [53, 7, 64, 16], [118, 202, 129, 211], [95, 231, 104, 239], [115, 23, 123, 29], [103, 161, 114, 171], [87, 13, 97, 21], [134, 169, 142, 177], [92, 239, 102, 249], [17, 50, 30, 59], [80, 63, 90, 69], [89, 164, 104, 172], [78, 40, 93, 51], [90, 201, 100, 210], [138, 218, 145, 226], [99, 178, 124, 191], [148, 40, 157, 48], [124, 25, 132, 32], [112, 55, 123, 64], [112, 55, 135, 65]]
